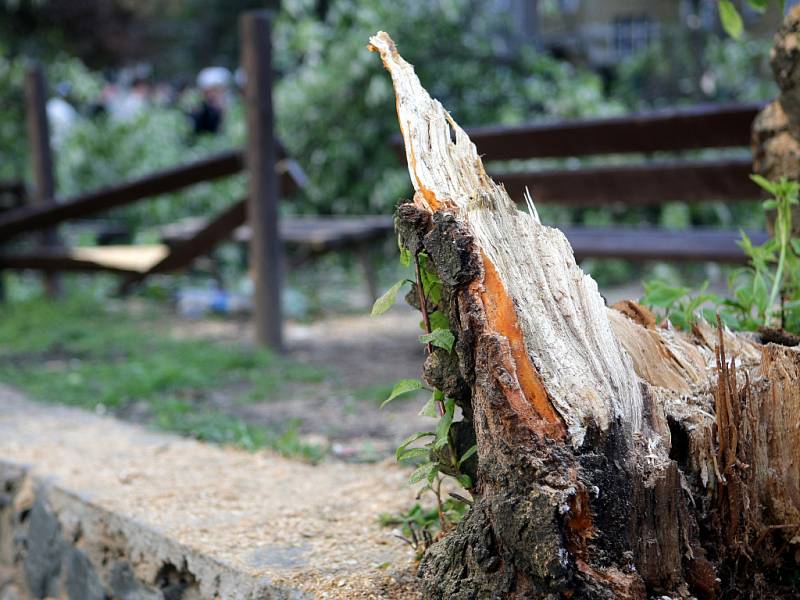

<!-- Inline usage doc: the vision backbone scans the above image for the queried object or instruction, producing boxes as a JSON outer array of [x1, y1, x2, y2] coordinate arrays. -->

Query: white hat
[[197, 67, 232, 90]]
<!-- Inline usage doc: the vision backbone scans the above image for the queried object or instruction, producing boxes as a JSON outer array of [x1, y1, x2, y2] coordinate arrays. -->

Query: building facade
[[508, 0, 785, 67]]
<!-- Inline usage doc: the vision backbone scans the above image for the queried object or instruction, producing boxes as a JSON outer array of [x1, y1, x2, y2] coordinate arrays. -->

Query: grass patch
[[152, 398, 325, 462], [0, 294, 327, 461]]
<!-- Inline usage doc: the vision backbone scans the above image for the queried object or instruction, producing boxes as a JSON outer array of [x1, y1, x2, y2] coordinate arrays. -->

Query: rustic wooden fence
[[0, 11, 289, 348], [0, 12, 766, 350]]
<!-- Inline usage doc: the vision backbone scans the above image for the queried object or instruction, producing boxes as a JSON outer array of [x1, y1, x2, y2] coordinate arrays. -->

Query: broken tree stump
[[369, 32, 800, 599]]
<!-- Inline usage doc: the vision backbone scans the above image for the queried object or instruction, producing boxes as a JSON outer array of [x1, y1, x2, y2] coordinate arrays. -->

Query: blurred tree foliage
[[0, 0, 156, 69], [55, 103, 247, 232], [0, 47, 102, 181], [0, 43, 246, 231], [0, 51, 27, 182], [613, 26, 775, 108], [0, 0, 264, 74], [272, 0, 624, 214]]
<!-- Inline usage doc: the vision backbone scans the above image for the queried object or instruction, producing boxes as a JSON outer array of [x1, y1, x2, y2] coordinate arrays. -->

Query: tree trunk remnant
[[369, 32, 800, 599], [753, 6, 800, 234]]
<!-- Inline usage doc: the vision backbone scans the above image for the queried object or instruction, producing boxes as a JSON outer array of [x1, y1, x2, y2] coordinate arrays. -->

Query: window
[[613, 16, 656, 58]]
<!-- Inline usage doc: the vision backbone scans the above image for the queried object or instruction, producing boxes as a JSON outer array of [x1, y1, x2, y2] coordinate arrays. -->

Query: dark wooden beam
[[0, 150, 244, 241], [0, 180, 25, 200], [391, 103, 761, 161], [1, 225, 763, 273], [24, 63, 62, 295], [493, 158, 758, 206], [242, 10, 283, 350], [564, 226, 768, 263], [158, 214, 394, 251]]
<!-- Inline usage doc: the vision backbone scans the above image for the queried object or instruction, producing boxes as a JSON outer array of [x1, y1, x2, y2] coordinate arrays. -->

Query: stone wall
[[0, 464, 203, 600]]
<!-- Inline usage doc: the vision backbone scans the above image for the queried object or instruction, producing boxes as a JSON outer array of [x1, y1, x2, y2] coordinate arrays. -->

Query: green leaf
[[750, 173, 775, 194], [409, 462, 436, 484], [458, 444, 478, 466], [371, 279, 407, 317], [419, 394, 441, 418], [419, 328, 455, 352], [428, 310, 450, 331], [456, 474, 472, 488], [719, 0, 744, 39], [641, 280, 689, 308], [381, 379, 422, 408], [399, 248, 412, 268], [434, 398, 456, 450], [395, 431, 435, 460], [418, 257, 443, 304], [747, 0, 767, 12], [397, 447, 431, 462], [791, 239, 800, 255]]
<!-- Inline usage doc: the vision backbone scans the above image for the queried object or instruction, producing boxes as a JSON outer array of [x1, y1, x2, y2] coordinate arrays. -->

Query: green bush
[[613, 27, 775, 108], [56, 103, 246, 232]]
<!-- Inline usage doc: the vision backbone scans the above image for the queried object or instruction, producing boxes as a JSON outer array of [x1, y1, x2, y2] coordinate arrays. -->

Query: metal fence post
[[241, 11, 283, 350], [24, 63, 62, 297]]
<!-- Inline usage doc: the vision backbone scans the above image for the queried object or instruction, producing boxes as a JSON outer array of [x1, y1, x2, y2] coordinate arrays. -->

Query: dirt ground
[[167, 307, 433, 463]]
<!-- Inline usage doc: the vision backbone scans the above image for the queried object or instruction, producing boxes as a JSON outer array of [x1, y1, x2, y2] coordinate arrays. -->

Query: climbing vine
[[372, 247, 475, 540]]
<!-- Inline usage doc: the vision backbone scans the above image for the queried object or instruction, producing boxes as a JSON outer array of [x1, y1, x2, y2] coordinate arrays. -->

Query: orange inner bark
[[480, 252, 567, 439]]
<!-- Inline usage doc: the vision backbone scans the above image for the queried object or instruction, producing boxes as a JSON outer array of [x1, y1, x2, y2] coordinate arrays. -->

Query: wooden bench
[[393, 102, 767, 263], [0, 15, 385, 349], [158, 214, 394, 255], [153, 211, 395, 300], [0, 104, 769, 297]]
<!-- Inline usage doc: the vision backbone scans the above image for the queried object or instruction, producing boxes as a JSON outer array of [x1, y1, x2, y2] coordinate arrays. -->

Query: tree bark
[[370, 32, 800, 599], [753, 6, 800, 235]]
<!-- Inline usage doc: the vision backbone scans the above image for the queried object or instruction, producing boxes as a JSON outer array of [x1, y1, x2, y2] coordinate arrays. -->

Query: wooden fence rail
[[0, 150, 243, 241], [460, 102, 761, 159], [494, 157, 756, 206]]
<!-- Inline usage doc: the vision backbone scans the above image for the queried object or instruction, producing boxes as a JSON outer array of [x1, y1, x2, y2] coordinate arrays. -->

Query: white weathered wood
[[369, 31, 643, 445]]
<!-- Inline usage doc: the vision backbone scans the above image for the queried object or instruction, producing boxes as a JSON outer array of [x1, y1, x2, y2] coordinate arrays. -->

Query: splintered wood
[[370, 30, 800, 599], [369, 31, 643, 447]]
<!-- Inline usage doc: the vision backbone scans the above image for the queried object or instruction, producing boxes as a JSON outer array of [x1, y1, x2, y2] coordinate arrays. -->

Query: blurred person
[[152, 82, 175, 107], [46, 81, 78, 147], [191, 66, 231, 135], [109, 76, 151, 121]]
